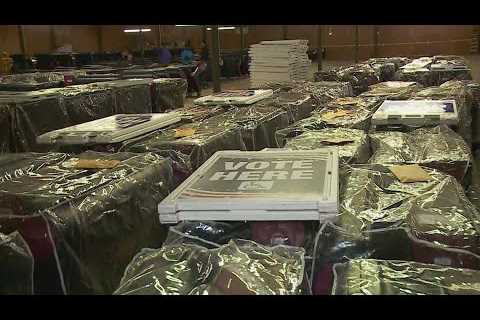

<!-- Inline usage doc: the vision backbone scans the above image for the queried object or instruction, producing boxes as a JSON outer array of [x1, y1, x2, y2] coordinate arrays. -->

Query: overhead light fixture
[[175, 25, 198, 27], [124, 28, 151, 33], [206, 26, 236, 31]]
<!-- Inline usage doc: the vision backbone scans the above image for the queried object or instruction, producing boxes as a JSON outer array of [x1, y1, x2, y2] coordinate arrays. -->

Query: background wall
[[0, 25, 475, 60]]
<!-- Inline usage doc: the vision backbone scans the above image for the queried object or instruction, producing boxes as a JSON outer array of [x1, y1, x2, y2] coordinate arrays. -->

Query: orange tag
[[389, 165, 432, 183], [322, 109, 352, 120], [335, 97, 362, 105], [174, 128, 196, 138], [73, 159, 120, 169]]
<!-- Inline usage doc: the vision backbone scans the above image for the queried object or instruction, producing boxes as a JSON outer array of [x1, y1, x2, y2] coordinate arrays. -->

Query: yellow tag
[[73, 159, 120, 169], [335, 97, 362, 105], [322, 109, 352, 120], [389, 165, 432, 183], [174, 128, 196, 138]]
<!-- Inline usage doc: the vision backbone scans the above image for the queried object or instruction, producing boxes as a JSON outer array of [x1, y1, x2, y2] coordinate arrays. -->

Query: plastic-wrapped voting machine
[[332, 259, 480, 295], [283, 128, 370, 164], [0, 231, 34, 295], [369, 62, 396, 82], [314, 64, 380, 95], [366, 57, 411, 70], [198, 101, 292, 151], [174, 105, 229, 123], [413, 80, 474, 146], [151, 78, 188, 112], [430, 56, 472, 85], [0, 151, 174, 294], [393, 57, 435, 87], [50, 85, 116, 126], [114, 239, 306, 295], [0, 72, 65, 91], [94, 79, 153, 114], [369, 125, 472, 182], [263, 81, 353, 107], [311, 164, 480, 294], [0, 103, 12, 153], [461, 81, 480, 145], [311, 97, 381, 131], [360, 81, 421, 100], [122, 114, 247, 171], [0, 90, 71, 152]]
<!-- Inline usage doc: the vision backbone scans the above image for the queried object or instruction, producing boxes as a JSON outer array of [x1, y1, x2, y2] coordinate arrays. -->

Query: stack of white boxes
[[249, 40, 311, 88]]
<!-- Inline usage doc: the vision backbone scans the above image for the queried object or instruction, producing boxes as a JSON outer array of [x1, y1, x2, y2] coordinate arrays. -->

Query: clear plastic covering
[[311, 164, 480, 294], [0, 80, 156, 153], [0, 72, 65, 91], [165, 220, 318, 264], [393, 68, 436, 87], [121, 114, 247, 170], [0, 91, 71, 153], [0, 103, 12, 153], [0, 231, 34, 294], [412, 80, 473, 146], [114, 237, 307, 295], [260, 81, 353, 108], [360, 81, 421, 100], [93, 80, 153, 114], [174, 104, 230, 123], [282, 128, 370, 164], [310, 97, 382, 131], [366, 57, 411, 70], [369, 62, 396, 82], [151, 78, 188, 112], [314, 64, 381, 95], [462, 81, 480, 145], [53, 85, 116, 125], [332, 259, 480, 295], [369, 125, 472, 182], [0, 151, 174, 294]]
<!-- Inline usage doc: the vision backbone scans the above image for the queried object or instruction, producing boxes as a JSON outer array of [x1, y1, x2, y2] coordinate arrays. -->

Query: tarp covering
[[114, 238, 306, 295], [331, 259, 480, 295], [0, 151, 174, 294]]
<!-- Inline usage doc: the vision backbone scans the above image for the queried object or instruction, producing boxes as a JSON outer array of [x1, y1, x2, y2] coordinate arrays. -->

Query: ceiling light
[[124, 28, 151, 33]]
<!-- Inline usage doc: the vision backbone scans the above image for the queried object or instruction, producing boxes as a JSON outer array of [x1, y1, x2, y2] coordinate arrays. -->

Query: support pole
[[240, 25, 245, 51], [155, 25, 162, 47], [50, 25, 57, 52], [354, 25, 359, 63], [97, 26, 103, 52], [282, 25, 288, 40], [140, 29, 145, 63], [17, 25, 27, 55], [373, 25, 379, 58], [209, 25, 222, 93], [317, 25, 322, 71]]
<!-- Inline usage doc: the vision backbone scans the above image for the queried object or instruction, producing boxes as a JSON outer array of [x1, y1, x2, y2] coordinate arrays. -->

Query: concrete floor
[[186, 54, 480, 106]]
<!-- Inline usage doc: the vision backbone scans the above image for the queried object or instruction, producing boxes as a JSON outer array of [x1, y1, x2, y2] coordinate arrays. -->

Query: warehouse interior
[[1, 24, 480, 295]]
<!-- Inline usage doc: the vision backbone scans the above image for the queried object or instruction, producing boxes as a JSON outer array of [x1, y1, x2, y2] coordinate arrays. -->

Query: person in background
[[180, 41, 194, 64], [157, 46, 172, 65]]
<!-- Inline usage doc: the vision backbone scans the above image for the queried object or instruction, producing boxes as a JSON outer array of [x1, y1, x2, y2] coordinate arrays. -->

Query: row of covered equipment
[[2, 52, 480, 295]]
